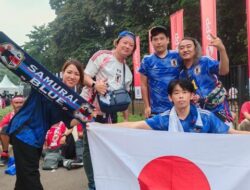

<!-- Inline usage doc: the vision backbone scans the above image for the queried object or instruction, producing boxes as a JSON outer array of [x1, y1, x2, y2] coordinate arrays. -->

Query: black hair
[[168, 79, 195, 95], [150, 26, 170, 40], [62, 59, 84, 85]]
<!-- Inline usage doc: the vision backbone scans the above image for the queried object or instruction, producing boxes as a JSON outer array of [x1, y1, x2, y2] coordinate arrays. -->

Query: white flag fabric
[[88, 123, 250, 190]]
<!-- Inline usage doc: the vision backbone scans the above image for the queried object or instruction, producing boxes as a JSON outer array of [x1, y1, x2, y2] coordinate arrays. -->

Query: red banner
[[247, 0, 250, 79], [132, 36, 142, 99], [200, 0, 217, 59], [148, 30, 154, 54], [170, 9, 184, 50]]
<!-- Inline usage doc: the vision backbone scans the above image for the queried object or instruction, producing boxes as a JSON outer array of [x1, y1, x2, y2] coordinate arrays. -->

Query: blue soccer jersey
[[139, 51, 182, 114], [145, 105, 229, 134], [180, 56, 219, 97], [179, 56, 230, 116], [7, 88, 74, 148]]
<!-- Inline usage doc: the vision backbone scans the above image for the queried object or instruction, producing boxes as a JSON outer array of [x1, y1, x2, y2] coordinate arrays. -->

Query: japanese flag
[[88, 123, 250, 190]]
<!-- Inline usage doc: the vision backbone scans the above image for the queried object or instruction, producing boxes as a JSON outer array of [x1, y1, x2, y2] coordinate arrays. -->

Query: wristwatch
[[92, 81, 96, 88]]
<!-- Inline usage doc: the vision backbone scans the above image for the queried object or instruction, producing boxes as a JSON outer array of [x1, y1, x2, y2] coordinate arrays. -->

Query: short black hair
[[150, 26, 169, 40], [168, 79, 195, 95]]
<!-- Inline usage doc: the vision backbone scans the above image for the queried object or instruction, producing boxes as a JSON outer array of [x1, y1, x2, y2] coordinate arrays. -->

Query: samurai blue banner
[[0, 31, 93, 123]]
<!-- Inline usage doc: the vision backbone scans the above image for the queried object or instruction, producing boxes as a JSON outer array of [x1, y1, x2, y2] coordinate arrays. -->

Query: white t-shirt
[[228, 87, 238, 99], [81, 50, 132, 113]]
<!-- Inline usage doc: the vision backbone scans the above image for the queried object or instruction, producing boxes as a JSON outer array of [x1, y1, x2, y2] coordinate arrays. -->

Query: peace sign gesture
[[208, 33, 225, 51]]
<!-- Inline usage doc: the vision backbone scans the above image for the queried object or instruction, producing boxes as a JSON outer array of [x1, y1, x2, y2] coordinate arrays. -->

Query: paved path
[[0, 163, 88, 190]]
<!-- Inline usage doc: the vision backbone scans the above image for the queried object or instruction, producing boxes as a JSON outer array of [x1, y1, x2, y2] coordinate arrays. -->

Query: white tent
[[0, 75, 23, 94]]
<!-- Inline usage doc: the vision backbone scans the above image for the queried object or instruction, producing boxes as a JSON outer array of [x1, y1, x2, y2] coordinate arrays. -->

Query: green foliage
[[0, 65, 21, 85], [23, 0, 248, 72], [117, 112, 144, 123], [0, 106, 12, 121], [23, 25, 55, 71], [217, 0, 246, 65]]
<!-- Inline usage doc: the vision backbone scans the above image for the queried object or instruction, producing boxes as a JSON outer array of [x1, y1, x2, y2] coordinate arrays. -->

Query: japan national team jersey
[[84, 50, 132, 91], [146, 104, 229, 133], [7, 89, 73, 148], [180, 56, 219, 97], [139, 51, 182, 114], [81, 50, 133, 113], [179, 56, 230, 115]]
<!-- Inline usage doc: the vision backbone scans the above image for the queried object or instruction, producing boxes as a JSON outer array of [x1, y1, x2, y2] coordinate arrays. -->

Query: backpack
[[42, 148, 64, 170]]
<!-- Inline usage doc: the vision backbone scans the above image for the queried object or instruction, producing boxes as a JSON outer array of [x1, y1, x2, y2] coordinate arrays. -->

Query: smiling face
[[115, 36, 135, 59], [178, 39, 196, 64], [62, 64, 81, 88]]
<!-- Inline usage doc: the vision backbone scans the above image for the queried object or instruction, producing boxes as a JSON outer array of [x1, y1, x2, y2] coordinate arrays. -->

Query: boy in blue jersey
[[139, 26, 182, 118], [102, 79, 248, 134], [178, 36, 232, 124]]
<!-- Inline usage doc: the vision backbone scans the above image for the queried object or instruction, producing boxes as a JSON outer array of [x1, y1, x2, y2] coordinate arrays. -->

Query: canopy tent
[[0, 75, 23, 95]]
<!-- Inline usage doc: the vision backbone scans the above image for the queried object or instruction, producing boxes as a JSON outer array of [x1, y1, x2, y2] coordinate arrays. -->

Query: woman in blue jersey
[[8, 59, 83, 190], [178, 35, 232, 124]]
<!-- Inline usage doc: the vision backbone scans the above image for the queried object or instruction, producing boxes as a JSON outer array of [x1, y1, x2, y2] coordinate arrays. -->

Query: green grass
[[0, 106, 12, 120], [118, 112, 144, 122], [0, 107, 145, 123]]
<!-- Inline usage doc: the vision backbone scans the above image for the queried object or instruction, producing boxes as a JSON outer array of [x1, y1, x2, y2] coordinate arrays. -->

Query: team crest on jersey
[[194, 65, 201, 75], [0, 43, 24, 70], [171, 59, 178, 67]]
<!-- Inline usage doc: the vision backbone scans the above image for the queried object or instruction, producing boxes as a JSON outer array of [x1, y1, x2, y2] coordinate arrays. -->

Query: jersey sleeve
[[145, 113, 169, 131], [208, 112, 229, 133], [138, 56, 148, 76], [206, 57, 219, 75], [84, 51, 104, 77]]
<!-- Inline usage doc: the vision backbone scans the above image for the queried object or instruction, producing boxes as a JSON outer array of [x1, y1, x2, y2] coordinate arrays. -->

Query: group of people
[[0, 25, 249, 190]]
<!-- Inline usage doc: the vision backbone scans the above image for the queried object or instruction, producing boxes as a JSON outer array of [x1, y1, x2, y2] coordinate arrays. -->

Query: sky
[[0, 0, 56, 45]]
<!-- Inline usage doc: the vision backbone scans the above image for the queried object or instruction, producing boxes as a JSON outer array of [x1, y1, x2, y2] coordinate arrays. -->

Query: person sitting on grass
[[94, 79, 250, 134]]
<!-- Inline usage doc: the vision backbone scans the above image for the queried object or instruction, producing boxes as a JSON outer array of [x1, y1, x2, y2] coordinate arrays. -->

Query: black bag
[[97, 64, 131, 113]]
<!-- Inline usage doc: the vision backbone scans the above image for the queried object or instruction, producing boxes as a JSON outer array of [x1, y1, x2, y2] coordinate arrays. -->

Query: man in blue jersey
[[178, 36, 232, 124], [101, 79, 248, 134], [139, 26, 182, 118]]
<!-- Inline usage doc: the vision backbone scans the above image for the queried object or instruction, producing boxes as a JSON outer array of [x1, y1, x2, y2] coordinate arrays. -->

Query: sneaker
[[0, 152, 9, 166], [63, 159, 83, 170]]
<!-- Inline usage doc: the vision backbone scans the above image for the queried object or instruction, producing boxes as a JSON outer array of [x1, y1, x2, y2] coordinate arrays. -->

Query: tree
[[217, 0, 246, 65], [23, 25, 56, 71], [23, 0, 248, 69]]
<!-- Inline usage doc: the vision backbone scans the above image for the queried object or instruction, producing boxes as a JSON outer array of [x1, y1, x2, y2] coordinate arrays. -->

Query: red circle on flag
[[138, 156, 211, 190]]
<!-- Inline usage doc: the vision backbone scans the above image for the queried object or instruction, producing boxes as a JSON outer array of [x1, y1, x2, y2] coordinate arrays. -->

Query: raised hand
[[208, 33, 225, 51]]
